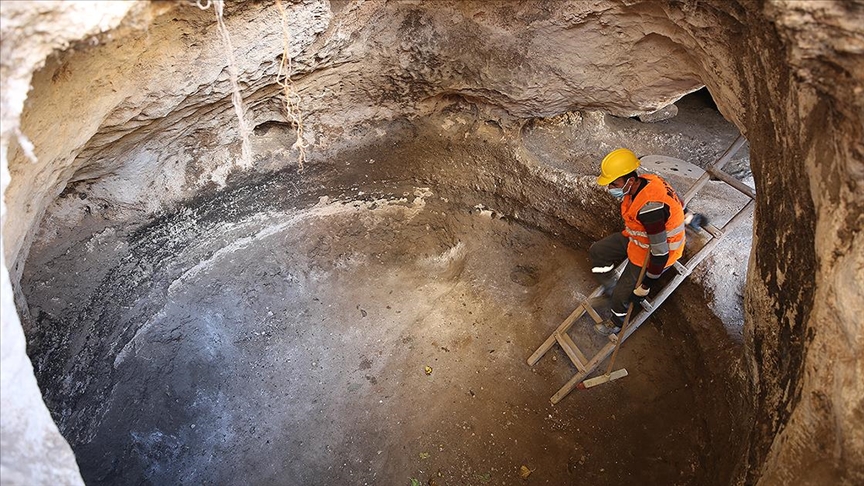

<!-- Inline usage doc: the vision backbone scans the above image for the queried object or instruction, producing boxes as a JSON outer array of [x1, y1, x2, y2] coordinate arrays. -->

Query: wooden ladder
[[528, 135, 754, 404]]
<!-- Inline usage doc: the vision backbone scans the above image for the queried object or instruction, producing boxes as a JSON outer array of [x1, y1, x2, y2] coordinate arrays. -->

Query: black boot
[[594, 315, 623, 336]]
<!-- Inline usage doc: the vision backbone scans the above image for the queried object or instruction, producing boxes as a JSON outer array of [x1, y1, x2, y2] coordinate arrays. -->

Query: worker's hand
[[630, 284, 650, 304]]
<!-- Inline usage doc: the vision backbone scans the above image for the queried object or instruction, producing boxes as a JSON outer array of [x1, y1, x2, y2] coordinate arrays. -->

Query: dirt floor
[[20, 91, 752, 485]]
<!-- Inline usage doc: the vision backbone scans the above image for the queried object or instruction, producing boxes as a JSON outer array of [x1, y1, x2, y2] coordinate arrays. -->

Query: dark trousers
[[588, 233, 641, 324]]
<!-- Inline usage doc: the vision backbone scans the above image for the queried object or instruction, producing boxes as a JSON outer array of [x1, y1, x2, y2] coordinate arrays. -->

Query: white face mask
[[608, 178, 632, 199]]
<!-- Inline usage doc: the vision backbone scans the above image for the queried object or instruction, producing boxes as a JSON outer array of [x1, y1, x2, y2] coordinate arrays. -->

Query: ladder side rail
[[718, 199, 755, 233], [550, 136, 750, 404], [712, 134, 748, 172], [633, 266, 692, 317], [643, 199, 755, 313], [551, 340, 616, 403], [679, 199, 756, 276], [552, 277, 684, 404], [683, 173, 713, 208], [682, 228, 726, 272], [615, 298, 656, 342], [701, 223, 724, 239]]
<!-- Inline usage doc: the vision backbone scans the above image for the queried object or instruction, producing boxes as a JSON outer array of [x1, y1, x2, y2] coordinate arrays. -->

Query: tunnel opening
[[16, 74, 756, 484]]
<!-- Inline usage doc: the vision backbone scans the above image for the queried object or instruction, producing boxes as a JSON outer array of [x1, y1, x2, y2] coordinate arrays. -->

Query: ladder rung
[[555, 331, 588, 372], [583, 302, 603, 324], [526, 303, 588, 366], [703, 223, 723, 238], [673, 260, 689, 275]]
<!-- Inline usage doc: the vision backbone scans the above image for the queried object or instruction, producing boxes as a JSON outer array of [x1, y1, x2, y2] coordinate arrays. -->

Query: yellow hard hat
[[597, 148, 640, 185]]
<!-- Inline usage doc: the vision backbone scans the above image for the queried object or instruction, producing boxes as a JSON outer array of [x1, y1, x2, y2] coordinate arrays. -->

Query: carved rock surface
[[638, 103, 679, 123], [0, 0, 862, 484]]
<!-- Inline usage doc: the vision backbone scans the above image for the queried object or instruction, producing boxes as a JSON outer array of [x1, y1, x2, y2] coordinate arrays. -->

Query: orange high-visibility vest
[[621, 174, 686, 267]]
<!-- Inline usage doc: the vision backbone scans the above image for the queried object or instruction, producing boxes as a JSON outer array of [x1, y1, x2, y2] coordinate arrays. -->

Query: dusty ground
[[20, 91, 752, 485]]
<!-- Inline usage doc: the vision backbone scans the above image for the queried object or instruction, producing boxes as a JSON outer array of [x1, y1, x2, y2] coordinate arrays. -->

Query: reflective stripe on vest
[[624, 222, 685, 239], [627, 238, 685, 250], [620, 174, 686, 267]]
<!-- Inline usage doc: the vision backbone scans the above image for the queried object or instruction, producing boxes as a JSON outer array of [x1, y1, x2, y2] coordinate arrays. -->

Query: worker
[[590, 148, 701, 335]]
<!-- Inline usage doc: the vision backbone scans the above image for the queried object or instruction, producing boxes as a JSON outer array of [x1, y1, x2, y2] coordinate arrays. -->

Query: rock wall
[[0, 0, 861, 484], [0, 3, 139, 483], [735, 3, 864, 484]]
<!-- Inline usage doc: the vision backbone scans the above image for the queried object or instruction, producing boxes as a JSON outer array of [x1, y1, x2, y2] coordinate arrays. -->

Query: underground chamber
[[7, 1, 861, 485], [18, 91, 753, 484]]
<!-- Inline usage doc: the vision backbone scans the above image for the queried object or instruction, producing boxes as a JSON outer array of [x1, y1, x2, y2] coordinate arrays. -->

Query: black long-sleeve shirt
[[632, 178, 672, 283]]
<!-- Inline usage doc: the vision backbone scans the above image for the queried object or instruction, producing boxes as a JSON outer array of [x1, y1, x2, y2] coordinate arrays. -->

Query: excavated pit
[[5, 1, 861, 485], [19, 92, 752, 485]]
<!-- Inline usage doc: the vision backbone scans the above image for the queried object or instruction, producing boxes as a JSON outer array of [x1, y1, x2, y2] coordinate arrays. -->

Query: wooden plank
[[551, 256, 694, 403], [552, 340, 616, 404], [581, 368, 629, 388], [712, 134, 748, 172], [551, 256, 704, 402], [720, 199, 755, 232], [527, 304, 586, 366], [527, 334, 558, 367], [583, 302, 603, 324], [555, 332, 587, 372], [552, 291, 658, 403], [527, 270, 628, 367], [682, 200, 754, 274]]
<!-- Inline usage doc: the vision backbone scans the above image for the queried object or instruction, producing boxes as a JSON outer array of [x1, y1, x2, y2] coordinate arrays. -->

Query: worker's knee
[[589, 242, 617, 274], [588, 240, 607, 266], [589, 233, 628, 266], [588, 244, 599, 265]]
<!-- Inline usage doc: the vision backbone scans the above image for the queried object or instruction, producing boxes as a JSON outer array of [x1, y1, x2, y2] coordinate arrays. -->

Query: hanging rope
[[211, 0, 253, 168], [194, 0, 306, 171], [276, 0, 307, 171]]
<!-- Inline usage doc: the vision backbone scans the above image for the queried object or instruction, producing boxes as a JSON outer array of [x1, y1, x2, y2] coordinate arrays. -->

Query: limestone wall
[[1, 0, 861, 484]]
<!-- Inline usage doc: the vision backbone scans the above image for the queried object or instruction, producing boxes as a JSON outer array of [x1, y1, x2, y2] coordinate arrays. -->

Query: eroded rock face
[[3, 0, 719, 281], [1, 0, 861, 484]]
